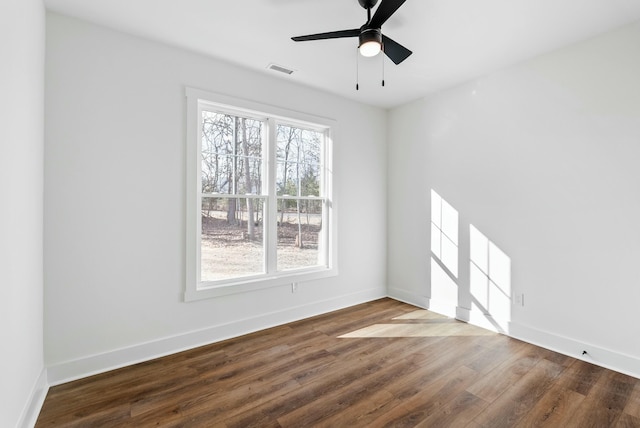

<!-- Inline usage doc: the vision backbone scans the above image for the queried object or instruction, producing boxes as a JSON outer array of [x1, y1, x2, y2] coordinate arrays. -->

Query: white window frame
[[185, 87, 337, 301]]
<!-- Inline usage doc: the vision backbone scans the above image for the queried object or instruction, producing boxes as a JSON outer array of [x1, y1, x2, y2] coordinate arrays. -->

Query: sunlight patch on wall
[[470, 224, 512, 333], [431, 257, 459, 312], [431, 189, 459, 277]]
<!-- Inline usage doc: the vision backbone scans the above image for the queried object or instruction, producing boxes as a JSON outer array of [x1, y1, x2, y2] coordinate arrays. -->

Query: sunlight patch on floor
[[392, 309, 448, 320], [338, 319, 497, 338]]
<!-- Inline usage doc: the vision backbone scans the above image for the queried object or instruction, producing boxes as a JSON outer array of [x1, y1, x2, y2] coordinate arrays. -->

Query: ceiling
[[44, 0, 640, 109]]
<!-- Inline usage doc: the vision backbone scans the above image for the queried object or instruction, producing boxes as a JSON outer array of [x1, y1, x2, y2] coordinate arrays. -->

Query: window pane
[[239, 119, 263, 156], [276, 125, 323, 198], [202, 111, 263, 195], [235, 117, 263, 194], [202, 154, 232, 194], [276, 160, 297, 196], [201, 197, 265, 281], [300, 129, 322, 161], [235, 155, 263, 195], [277, 199, 324, 271], [300, 163, 320, 196], [202, 111, 234, 156], [275, 162, 320, 197], [277, 125, 300, 161]]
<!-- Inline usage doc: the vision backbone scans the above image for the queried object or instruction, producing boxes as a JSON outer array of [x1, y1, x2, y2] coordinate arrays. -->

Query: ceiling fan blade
[[292, 29, 360, 42], [382, 34, 412, 64], [369, 0, 407, 28]]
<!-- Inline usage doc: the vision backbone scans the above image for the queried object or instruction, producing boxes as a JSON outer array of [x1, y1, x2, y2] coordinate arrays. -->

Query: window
[[185, 88, 335, 300]]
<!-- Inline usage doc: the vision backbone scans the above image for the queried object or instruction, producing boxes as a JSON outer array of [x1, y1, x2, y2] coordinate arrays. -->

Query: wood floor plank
[[472, 358, 566, 428], [617, 413, 640, 428], [414, 391, 488, 428], [221, 356, 385, 426], [564, 402, 622, 428], [367, 365, 480, 427], [564, 368, 638, 428], [276, 339, 435, 426], [590, 369, 636, 412], [35, 298, 640, 427], [513, 383, 585, 427], [556, 357, 605, 396], [625, 381, 640, 419], [465, 343, 545, 403]]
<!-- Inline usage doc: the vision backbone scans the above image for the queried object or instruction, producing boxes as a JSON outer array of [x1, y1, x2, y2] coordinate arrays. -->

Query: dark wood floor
[[37, 298, 640, 427]]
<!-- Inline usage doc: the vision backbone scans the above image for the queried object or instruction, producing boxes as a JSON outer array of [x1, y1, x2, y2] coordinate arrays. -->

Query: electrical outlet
[[514, 293, 525, 306]]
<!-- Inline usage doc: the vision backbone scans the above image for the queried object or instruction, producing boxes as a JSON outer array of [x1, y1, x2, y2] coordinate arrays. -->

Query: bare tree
[[279, 126, 296, 225], [240, 118, 255, 240], [226, 117, 238, 225], [295, 142, 303, 248]]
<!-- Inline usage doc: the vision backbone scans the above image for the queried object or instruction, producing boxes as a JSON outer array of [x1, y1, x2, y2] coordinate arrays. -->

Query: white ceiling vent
[[267, 63, 295, 75]]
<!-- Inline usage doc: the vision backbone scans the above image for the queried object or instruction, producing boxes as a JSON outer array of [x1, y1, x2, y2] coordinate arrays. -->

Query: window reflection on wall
[[470, 224, 512, 332], [430, 189, 458, 277], [430, 190, 459, 313]]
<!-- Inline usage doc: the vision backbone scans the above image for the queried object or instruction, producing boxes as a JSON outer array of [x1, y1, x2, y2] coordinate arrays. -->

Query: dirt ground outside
[[200, 210, 322, 281]]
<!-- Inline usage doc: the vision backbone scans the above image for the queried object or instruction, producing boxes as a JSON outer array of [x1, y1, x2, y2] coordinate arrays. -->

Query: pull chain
[[381, 44, 385, 87], [356, 47, 360, 90]]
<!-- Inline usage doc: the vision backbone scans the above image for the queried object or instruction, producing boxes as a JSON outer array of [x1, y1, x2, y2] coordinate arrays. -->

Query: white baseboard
[[427, 299, 458, 319], [18, 368, 49, 428], [510, 322, 640, 379], [387, 287, 461, 318], [455, 306, 471, 322], [47, 288, 385, 386], [461, 307, 640, 379], [386, 290, 640, 380], [386, 286, 429, 309], [456, 307, 512, 335]]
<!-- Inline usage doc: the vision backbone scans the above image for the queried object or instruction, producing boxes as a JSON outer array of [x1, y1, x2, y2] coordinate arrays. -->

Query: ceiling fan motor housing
[[359, 27, 382, 48], [358, 0, 379, 9]]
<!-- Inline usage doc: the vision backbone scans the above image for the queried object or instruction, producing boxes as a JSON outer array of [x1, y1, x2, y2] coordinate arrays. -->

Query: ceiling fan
[[291, 0, 412, 65]]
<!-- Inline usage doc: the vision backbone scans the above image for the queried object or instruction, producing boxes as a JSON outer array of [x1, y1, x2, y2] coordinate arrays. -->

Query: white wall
[[388, 21, 640, 376], [0, 0, 46, 426], [44, 13, 387, 382]]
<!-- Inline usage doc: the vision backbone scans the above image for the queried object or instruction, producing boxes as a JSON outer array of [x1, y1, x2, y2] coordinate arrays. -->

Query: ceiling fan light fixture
[[359, 28, 382, 57], [359, 40, 381, 57]]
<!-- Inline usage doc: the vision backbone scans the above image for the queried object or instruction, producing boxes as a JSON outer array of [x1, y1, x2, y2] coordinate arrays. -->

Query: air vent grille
[[267, 63, 294, 75]]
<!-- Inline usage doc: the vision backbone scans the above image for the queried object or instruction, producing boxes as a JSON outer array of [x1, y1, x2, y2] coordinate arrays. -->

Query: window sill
[[184, 267, 338, 302]]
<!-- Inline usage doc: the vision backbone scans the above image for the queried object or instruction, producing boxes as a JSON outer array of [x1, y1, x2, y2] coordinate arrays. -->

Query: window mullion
[[320, 130, 330, 267], [232, 116, 238, 195], [193, 103, 204, 285], [266, 118, 278, 274]]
